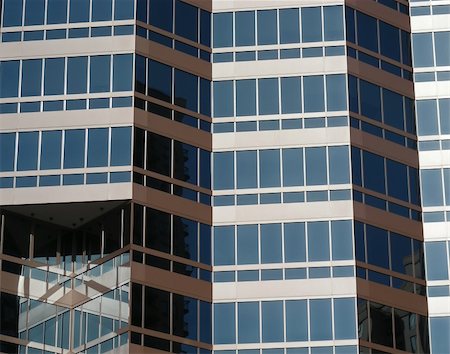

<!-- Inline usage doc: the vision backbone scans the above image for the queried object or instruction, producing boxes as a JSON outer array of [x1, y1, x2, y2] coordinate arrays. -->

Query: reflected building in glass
[[0, 0, 439, 353]]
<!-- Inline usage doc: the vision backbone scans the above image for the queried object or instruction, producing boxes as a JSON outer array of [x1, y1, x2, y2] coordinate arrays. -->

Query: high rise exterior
[[0, 0, 444, 354]]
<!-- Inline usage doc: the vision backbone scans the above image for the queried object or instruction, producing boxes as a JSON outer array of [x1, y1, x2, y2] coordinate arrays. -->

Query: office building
[[0, 0, 441, 353]]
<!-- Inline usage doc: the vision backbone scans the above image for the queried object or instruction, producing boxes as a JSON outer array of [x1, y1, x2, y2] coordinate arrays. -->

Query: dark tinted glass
[[236, 11, 255, 46], [386, 159, 408, 201], [360, 80, 381, 121], [146, 208, 171, 253], [175, 0, 198, 41], [357, 12, 378, 53], [173, 294, 198, 339], [174, 141, 198, 184], [366, 225, 389, 268], [173, 216, 198, 261], [383, 89, 404, 130], [47, 0, 67, 24], [370, 302, 393, 347], [148, 59, 172, 102], [390, 233, 412, 275], [174, 69, 198, 112], [111, 127, 131, 166], [64, 130, 85, 168], [149, 0, 173, 32], [67, 57, 88, 94], [144, 287, 169, 332], [2, 0, 23, 27], [69, 0, 90, 23], [92, 0, 112, 21], [363, 151, 385, 194], [25, 0, 45, 25], [113, 54, 133, 91], [147, 132, 171, 176], [44, 58, 65, 95], [0, 133, 16, 172], [200, 10, 211, 47], [40, 130, 62, 170], [17, 132, 39, 171], [87, 128, 109, 167], [114, 0, 134, 20], [21, 59, 42, 97], [379, 21, 400, 61], [90, 56, 111, 93], [0, 61, 20, 98]]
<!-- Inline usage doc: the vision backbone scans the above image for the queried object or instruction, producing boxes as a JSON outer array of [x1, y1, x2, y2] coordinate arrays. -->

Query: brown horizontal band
[[359, 339, 417, 354], [356, 261, 426, 286]]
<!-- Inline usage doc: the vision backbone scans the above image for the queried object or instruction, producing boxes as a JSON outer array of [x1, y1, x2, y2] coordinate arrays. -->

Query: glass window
[[262, 301, 284, 342], [69, 0, 90, 23], [214, 303, 235, 344], [146, 208, 170, 252], [236, 80, 256, 116], [92, 0, 112, 21], [328, 146, 350, 184], [383, 89, 404, 130], [0, 61, 20, 98], [430, 317, 450, 354], [357, 12, 378, 53], [213, 152, 234, 189], [421, 169, 444, 207], [257, 10, 277, 45], [334, 298, 356, 339], [324, 6, 344, 41], [303, 76, 324, 113], [17, 132, 39, 171], [173, 141, 197, 184], [44, 58, 65, 95], [370, 302, 393, 347], [175, 69, 198, 112], [47, 0, 67, 24], [0, 133, 16, 172], [390, 233, 412, 275], [302, 7, 322, 42], [305, 147, 327, 186], [326, 74, 346, 111], [331, 220, 353, 260], [149, 0, 172, 32], [258, 78, 279, 115], [113, 54, 133, 92], [200, 78, 211, 117], [281, 77, 302, 114], [238, 302, 259, 343], [173, 216, 198, 262], [285, 300, 307, 341], [279, 8, 300, 44], [144, 287, 169, 333], [258, 149, 281, 188], [200, 10, 211, 47], [67, 57, 88, 94], [114, 0, 134, 20], [282, 148, 304, 187], [111, 127, 131, 166], [235, 11, 255, 46], [213, 81, 234, 117], [308, 221, 330, 261], [359, 79, 381, 121], [40, 131, 62, 170], [148, 59, 172, 103], [416, 100, 438, 136], [439, 99, 450, 135], [90, 56, 111, 93], [366, 225, 389, 268], [213, 13, 233, 48], [21, 59, 42, 97], [214, 226, 235, 265], [379, 21, 400, 62], [310, 299, 332, 340], [260, 223, 282, 263], [237, 151, 257, 189], [147, 132, 171, 176], [25, 0, 45, 25], [64, 130, 85, 168], [87, 128, 108, 167], [435, 32, 450, 66], [237, 225, 258, 265], [3, 0, 23, 26], [426, 242, 449, 280], [386, 159, 408, 202], [412, 33, 434, 67], [175, 0, 198, 42], [284, 223, 306, 262], [363, 151, 385, 194]]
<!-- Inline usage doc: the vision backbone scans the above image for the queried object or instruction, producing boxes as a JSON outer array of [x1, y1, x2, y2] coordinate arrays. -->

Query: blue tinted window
[[175, 69, 198, 112], [390, 233, 412, 275], [111, 127, 131, 166], [308, 221, 330, 261], [383, 89, 404, 130], [285, 300, 307, 341], [329, 146, 349, 184], [237, 151, 257, 189], [280, 8, 300, 44], [282, 148, 304, 186], [236, 11, 255, 46], [386, 159, 408, 202], [113, 54, 133, 91], [259, 78, 279, 115], [366, 225, 389, 268], [69, 0, 90, 23], [17, 132, 39, 171], [114, 0, 134, 20], [0, 61, 20, 98], [360, 80, 381, 121], [90, 56, 111, 93], [260, 224, 282, 263], [379, 21, 400, 62], [426, 242, 449, 280], [412, 33, 434, 67], [334, 298, 356, 339], [310, 299, 332, 340], [363, 151, 385, 194], [148, 59, 172, 102], [435, 32, 450, 66], [200, 10, 211, 47], [64, 130, 85, 168], [421, 169, 444, 207], [40, 131, 62, 170], [175, 0, 197, 41], [67, 57, 88, 94], [200, 78, 211, 117], [21, 59, 42, 97], [331, 220, 353, 260], [284, 223, 306, 262], [92, 0, 112, 21], [357, 12, 378, 53], [430, 317, 450, 354], [440, 99, 450, 135], [238, 302, 259, 343], [214, 303, 235, 344], [237, 225, 258, 264], [302, 7, 322, 42], [260, 150, 280, 188], [213, 13, 233, 48], [262, 301, 284, 342], [257, 10, 277, 45], [304, 76, 324, 112], [87, 128, 108, 167], [416, 100, 438, 136], [149, 0, 172, 32], [47, 0, 67, 24], [326, 75, 346, 111], [214, 226, 235, 266], [25, 0, 45, 25], [0, 133, 16, 172], [305, 147, 327, 186], [3, 0, 23, 26], [214, 81, 234, 117], [236, 80, 256, 116], [213, 152, 234, 189], [324, 6, 344, 41], [44, 58, 65, 95], [281, 77, 301, 114]]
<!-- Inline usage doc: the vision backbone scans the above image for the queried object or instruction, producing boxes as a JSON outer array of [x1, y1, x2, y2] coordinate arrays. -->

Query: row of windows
[[411, 4, 450, 15], [373, 0, 409, 13], [213, 46, 345, 63], [423, 211, 450, 223], [1, 0, 134, 27], [420, 168, 450, 207], [135, 55, 211, 116], [412, 31, 450, 68], [1, 24, 133, 42], [215, 348, 357, 354], [133, 128, 210, 189], [348, 75, 415, 134], [130, 332, 208, 354], [424, 241, 450, 281], [355, 221, 425, 279], [131, 283, 212, 343], [0, 55, 133, 99], [213, 146, 350, 191], [346, 7, 412, 66], [213, 220, 353, 266], [214, 298, 356, 344], [358, 298, 429, 353], [419, 139, 450, 152], [213, 6, 344, 48], [136, 0, 210, 47], [132, 204, 211, 265], [352, 146, 420, 205], [213, 74, 347, 118], [415, 70, 450, 82], [0, 127, 131, 172], [416, 98, 450, 137], [214, 266, 354, 283]]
